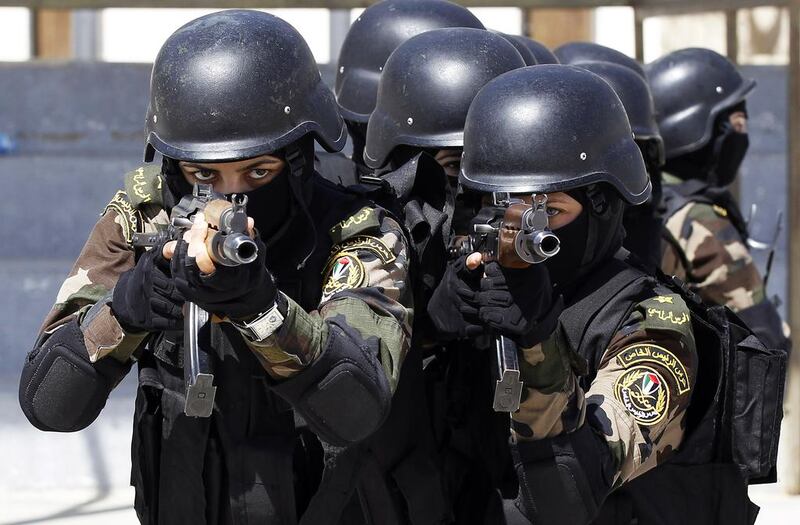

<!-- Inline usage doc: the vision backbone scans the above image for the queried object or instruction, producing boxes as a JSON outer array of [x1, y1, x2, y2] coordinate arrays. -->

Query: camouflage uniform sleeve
[[40, 195, 147, 363], [512, 292, 697, 488], [663, 201, 764, 312], [245, 208, 412, 392]]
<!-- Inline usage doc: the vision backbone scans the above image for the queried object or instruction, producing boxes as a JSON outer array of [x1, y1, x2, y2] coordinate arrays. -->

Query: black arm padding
[[19, 319, 131, 432]]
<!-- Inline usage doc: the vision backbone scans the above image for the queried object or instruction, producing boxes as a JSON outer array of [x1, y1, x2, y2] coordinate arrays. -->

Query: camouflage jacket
[[512, 282, 697, 490], [660, 173, 765, 313], [39, 165, 412, 394]]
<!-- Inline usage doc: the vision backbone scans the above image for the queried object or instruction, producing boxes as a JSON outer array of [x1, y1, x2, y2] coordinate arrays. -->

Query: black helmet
[[514, 36, 559, 65], [554, 41, 645, 78], [647, 47, 756, 159], [334, 0, 485, 124], [575, 61, 664, 166], [144, 10, 345, 162], [495, 32, 538, 65], [364, 28, 525, 169], [460, 65, 650, 205]]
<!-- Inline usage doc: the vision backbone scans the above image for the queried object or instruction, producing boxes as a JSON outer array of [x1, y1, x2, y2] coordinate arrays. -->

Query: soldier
[[362, 27, 528, 523], [360, 26, 525, 306], [327, 0, 484, 183], [428, 65, 706, 523], [18, 11, 432, 524], [574, 61, 666, 271], [648, 48, 790, 351]]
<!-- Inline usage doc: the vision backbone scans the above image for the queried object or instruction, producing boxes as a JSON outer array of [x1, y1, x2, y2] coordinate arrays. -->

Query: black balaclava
[[388, 145, 426, 173], [162, 156, 193, 202], [544, 184, 625, 296], [241, 170, 292, 242], [345, 120, 368, 168], [664, 101, 749, 187]]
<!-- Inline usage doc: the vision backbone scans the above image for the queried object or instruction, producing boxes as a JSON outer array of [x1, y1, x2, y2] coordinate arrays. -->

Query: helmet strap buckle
[[585, 185, 608, 215]]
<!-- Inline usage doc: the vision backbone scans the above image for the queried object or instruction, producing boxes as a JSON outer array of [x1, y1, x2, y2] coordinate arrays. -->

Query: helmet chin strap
[[284, 138, 318, 270]]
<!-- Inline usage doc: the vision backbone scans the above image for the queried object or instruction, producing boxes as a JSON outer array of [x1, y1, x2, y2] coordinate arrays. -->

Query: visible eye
[[190, 169, 216, 182], [546, 207, 561, 217], [248, 168, 271, 180]]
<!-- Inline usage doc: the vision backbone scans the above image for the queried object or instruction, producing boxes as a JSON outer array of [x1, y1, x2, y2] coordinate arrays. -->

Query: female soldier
[[19, 10, 418, 524], [649, 48, 789, 353], [426, 65, 759, 524], [363, 27, 529, 523]]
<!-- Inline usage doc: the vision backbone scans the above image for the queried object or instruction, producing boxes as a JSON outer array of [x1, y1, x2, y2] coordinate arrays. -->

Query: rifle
[[746, 207, 783, 289], [450, 193, 560, 412], [132, 183, 258, 417]]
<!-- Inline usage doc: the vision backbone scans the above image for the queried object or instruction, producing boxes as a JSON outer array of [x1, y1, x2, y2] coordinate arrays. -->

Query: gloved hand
[[111, 246, 185, 332], [427, 255, 485, 340], [170, 225, 277, 321], [475, 261, 562, 347]]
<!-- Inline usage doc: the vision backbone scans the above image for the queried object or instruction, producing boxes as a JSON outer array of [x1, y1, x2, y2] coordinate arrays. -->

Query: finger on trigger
[[162, 240, 177, 260], [466, 252, 483, 271], [247, 217, 255, 237]]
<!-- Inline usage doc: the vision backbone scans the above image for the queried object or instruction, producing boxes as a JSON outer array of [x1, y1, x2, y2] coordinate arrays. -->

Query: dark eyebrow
[[181, 163, 219, 173], [237, 159, 282, 173]]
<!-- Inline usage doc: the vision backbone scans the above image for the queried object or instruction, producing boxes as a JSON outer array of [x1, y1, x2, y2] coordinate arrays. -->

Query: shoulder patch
[[321, 253, 366, 301], [616, 343, 690, 395], [329, 235, 396, 266], [124, 165, 164, 208], [640, 293, 691, 331], [614, 366, 670, 426], [329, 207, 381, 244], [103, 190, 139, 244]]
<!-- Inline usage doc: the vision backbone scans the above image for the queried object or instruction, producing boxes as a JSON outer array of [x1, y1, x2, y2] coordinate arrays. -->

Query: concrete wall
[[0, 62, 789, 497]]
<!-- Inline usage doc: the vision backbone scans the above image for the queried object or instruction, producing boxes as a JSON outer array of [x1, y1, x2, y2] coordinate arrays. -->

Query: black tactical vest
[[130, 175, 382, 525], [555, 255, 777, 525]]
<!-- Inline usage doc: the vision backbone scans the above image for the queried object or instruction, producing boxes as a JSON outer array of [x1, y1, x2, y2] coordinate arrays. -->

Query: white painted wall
[[0, 7, 31, 61]]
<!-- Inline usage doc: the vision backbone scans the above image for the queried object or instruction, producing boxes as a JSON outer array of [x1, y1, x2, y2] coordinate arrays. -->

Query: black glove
[[111, 246, 185, 332], [170, 235, 277, 320], [427, 255, 485, 340], [475, 262, 562, 347]]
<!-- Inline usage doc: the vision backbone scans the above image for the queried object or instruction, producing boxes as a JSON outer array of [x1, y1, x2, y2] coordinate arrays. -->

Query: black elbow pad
[[19, 320, 131, 432], [271, 324, 392, 446], [512, 424, 615, 525]]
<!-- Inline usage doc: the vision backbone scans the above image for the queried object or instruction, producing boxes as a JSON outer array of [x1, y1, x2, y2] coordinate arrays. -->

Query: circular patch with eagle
[[322, 253, 366, 300], [614, 365, 669, 426]]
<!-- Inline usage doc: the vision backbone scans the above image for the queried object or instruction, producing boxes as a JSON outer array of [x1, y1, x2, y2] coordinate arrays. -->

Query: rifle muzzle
[[516, 229, 560, 264], [209, 233, 259, 266]]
